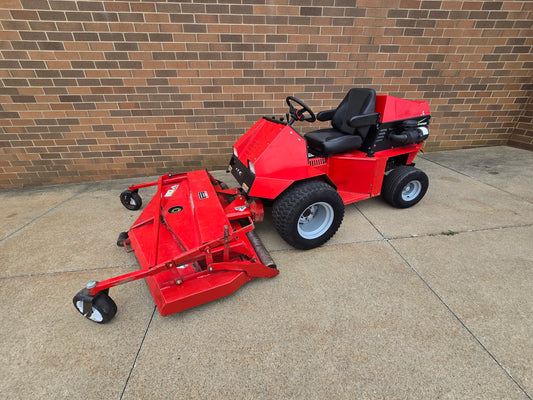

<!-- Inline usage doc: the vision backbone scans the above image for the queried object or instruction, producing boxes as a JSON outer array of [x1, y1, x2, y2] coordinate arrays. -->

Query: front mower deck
[[74, 170, 278, 322], [128, 170, 278, 316]]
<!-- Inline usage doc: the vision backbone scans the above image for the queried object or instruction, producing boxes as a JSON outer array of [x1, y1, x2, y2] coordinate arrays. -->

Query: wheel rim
[[297, 202, 334, 240], [75, 300, 103, 322], [401, 180, 422, 201]]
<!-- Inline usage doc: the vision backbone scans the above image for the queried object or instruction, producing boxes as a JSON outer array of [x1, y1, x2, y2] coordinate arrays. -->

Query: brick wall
[[509, 95, 533, 151], [1, 0, 531, 188]]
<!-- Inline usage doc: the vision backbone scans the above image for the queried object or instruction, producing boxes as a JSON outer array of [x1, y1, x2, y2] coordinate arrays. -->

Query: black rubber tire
[[120, 190, 142, 210], [73, 289, 117, 324], [382, 166, 429, 208], [117, 231, 129, 247], [272, 180, 344, 250]]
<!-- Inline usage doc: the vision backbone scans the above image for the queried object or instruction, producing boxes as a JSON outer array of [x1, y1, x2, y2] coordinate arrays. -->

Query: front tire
[[272, 180, 344, 250], [382, 166, 429, 208]]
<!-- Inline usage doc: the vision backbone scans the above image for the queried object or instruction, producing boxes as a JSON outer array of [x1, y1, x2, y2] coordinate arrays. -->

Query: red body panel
[[327, 151, 387, 202], [233, 118, 424, 204], [324, 144, 421, 204], [375, 95, 430, 123], [233, 119, 325, 199]]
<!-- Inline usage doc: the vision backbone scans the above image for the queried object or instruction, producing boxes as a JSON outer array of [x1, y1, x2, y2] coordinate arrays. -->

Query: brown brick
[[149, 33, 173, 42], [36, 10, 66, 21], [119, 13, 144, 23], [168, 13, 193, 24], [10, 10, 38, 20], [1, 0, 532, 188], [48, 1, 77, 11], [145, 13, 169, 23]]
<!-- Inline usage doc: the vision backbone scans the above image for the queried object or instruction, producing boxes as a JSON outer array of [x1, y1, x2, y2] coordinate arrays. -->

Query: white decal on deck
[[164, 184, 179, 198]]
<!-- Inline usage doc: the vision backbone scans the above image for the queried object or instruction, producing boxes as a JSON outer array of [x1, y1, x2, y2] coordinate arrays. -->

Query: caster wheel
[[120, 189, 142, 210], [117, 231, 129, 247], [73, 288, 117, 324]]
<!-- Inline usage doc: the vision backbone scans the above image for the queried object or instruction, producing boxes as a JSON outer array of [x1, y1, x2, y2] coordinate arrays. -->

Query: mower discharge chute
[[74, 88, 431, 323]]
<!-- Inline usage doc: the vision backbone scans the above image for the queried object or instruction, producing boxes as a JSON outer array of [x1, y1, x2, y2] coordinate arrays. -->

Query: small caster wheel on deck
[[73, 284, 117, 324], [120, 189, 142, 211], [117, 231, 129, 247]]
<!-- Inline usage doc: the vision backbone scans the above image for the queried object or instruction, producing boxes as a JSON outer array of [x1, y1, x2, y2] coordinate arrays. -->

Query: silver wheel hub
[[298, 202, 334, 240], [75, 300, 103, 322], [402, 180, 422, 201]]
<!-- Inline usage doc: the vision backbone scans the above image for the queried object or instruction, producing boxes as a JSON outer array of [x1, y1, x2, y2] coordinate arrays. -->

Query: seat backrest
[[331, 88, 376, 136]]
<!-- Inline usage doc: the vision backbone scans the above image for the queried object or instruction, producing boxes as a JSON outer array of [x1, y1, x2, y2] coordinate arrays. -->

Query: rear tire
[[382, 166, 428, 208], [272, 180, 344, 250]]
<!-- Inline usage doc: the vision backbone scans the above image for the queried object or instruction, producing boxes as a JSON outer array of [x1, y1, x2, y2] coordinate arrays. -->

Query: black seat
[[306, 88, 379, 157]]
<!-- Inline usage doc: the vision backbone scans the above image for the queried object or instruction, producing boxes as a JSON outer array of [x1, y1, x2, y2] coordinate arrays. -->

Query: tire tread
[[272, 180, 344, 249], [382, 166, 428, 208]]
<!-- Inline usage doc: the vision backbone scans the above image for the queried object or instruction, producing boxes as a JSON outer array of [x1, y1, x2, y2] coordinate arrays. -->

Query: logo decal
[[164, 184, 180, 198], [198, 191, 208, 200]]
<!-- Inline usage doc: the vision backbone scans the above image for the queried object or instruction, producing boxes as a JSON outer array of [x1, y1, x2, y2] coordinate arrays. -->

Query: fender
[[249, 168, 336, 200]]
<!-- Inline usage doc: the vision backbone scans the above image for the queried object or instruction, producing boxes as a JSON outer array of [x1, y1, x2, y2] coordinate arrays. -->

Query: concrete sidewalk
[[1, 146, 532, 399]]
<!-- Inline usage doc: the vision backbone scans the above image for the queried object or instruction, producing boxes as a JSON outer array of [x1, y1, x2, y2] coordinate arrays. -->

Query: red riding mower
[[73, 88, 430, 323]]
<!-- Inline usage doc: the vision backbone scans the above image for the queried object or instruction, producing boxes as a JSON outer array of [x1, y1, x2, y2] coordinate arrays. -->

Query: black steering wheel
[[286, 96, 316, 125]]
